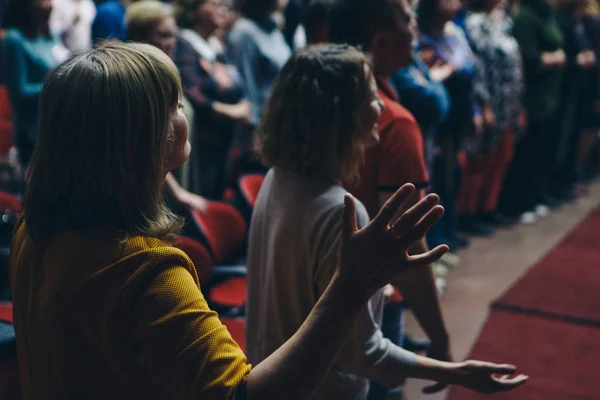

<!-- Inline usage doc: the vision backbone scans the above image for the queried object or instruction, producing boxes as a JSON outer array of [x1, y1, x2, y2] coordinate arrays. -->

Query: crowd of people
[[0, 0, 596, 397]]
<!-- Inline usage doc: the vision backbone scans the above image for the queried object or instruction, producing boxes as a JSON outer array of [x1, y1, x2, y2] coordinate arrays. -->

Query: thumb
[[422, 382, 447, 394], [342, 194, 358, 241]]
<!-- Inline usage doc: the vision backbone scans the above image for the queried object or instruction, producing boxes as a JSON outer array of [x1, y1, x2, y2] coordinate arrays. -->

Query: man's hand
[[429, 59, 456, 82]]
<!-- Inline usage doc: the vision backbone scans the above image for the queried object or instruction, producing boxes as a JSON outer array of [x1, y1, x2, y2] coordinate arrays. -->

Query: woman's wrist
[[329, 268, 375, 308], [413, 356, 465, 385]]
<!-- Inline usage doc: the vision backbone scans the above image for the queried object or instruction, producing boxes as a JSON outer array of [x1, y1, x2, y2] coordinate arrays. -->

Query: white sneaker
[[436, 277, 447, 297], [535, 204, 550, 218], [520, 211, 537, 225], [433, 262, 449, 277]]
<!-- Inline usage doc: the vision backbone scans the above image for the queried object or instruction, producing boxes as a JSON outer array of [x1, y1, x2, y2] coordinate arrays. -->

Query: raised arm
[[246, 186, 449, 399], [247, 187, 527, 398]]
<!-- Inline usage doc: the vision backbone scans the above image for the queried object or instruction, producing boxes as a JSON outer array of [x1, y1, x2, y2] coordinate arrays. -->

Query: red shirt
[[347, 78, 429, 219]]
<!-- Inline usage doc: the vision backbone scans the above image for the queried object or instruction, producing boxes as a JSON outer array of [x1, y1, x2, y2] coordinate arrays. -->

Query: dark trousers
[[499, 113, 560, 216], [194, 144, 229, 201]]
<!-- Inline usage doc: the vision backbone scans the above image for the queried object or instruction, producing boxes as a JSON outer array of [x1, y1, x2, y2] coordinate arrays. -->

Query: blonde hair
[[25, 42, 184, 243], [125, 0, 172, 42], [259, 44, 372, 182]]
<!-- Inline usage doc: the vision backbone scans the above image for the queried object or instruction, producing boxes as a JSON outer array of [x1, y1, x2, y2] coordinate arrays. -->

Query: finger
[[493, 374, 529, 391], [371, 184, 415, 230], [398, 204, 445, 244], [390, 193, 440, 235], [422, 382, 447, 394], [406, 244, 449, 268], [341, 195, 358, 241], [480, 363, 517, 375]]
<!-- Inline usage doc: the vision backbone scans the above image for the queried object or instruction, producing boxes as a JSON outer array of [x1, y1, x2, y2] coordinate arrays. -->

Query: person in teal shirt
[[3, 0, 67, 167]]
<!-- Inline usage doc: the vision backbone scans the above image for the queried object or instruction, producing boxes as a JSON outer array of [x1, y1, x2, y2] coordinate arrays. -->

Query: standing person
[[329, 0, 455, 397], [246, 42, 528, 400], [3, 0, 69, 168], [50, 0, 96, 52], [11, 41, 525, 399], [228, 0, 291, 155], [498, 0, 565, 224], [457, 0, 525, 229], [173, 0, 249, 200], [125, 0, 209, 213], [555, 0, 597, 198], [417, 0, 484, 242]]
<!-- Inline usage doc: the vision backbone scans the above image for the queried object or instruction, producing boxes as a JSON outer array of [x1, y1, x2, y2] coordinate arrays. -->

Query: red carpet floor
[[448, 206, 600, 399], [447, 311, 600, 400], [492, 206, 600, 325]]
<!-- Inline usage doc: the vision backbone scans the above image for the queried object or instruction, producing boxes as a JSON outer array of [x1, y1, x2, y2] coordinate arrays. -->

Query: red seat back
[[0, 192, 21, 214], [238, 174, 264, 209], [174, 236, 213, 285], [0, 87, 12, 155], [191, 201, 247, 264], [0, 303, 12, 324]]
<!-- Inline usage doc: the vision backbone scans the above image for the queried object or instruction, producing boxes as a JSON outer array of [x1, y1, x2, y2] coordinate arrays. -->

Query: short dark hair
[[234, 0, 278, 19], [328, 0, 398, 50], [3, 0, 50, 37], [303, 0, 331, 44], [417, 0, 440, 35]]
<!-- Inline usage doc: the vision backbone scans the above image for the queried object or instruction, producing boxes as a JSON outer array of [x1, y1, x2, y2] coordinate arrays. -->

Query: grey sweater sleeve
[[314, 202, 418, 389]]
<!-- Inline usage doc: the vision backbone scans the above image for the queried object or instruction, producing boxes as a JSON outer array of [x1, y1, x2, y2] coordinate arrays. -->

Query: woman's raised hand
[[338, 183, 448, 296]]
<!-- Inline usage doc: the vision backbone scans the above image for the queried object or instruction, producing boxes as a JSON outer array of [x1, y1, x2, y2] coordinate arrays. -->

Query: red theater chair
[[0, 192, 21, 215], [234, 173, 265, 223], [174, 236, 247, 316], [238, 174, 264, 209], [190, 201, 247, 265]]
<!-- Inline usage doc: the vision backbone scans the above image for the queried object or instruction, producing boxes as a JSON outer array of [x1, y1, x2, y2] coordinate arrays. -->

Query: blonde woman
[[246, 43, 528, 399], [126, 0, 204, 209], [10, 42, 457, 399]]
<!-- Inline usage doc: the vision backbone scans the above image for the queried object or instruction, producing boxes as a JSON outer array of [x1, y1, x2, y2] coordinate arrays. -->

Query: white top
[[179, 29, 217, 62], [246, 168, 417, 399], [49, 0, 96, 52]]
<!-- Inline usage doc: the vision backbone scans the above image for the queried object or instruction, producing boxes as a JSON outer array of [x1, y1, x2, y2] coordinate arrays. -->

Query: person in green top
[[498, 0, 566, 225]]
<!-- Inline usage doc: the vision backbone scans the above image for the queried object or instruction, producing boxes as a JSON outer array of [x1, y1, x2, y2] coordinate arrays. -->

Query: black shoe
[[458, 215, 494, 236], [403, 335, 430, 353], [478, 211, 518, 227]]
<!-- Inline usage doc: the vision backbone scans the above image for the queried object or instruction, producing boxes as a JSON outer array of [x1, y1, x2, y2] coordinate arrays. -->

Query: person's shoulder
[[95, 1, 122, 17], [379, 92, 419, 128], [465, 11, 486, 27], [230, 18, 256, 39], [4, 28, 24, 44]]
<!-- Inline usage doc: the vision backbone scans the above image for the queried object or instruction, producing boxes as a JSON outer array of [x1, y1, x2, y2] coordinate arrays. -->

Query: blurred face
[[150, 16, 177, 59], [165, 101, 191, 172], [438, 0, 461, 21], [197, 0, 222, 34], [355, 73, 385, 151], [31, 0, 53, 27], [372, 0, 418, 72]]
